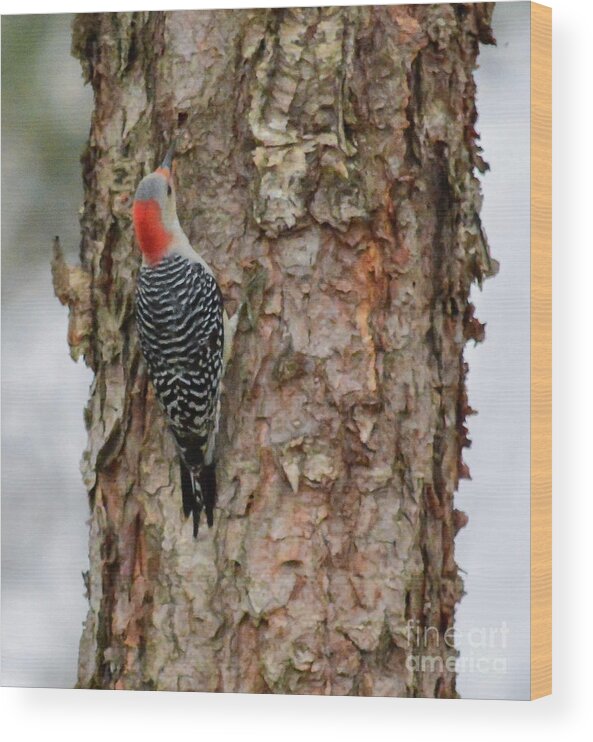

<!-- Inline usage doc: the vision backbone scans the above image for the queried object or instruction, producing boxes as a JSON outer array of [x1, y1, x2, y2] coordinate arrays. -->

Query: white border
[[1, 0, 591, 738]]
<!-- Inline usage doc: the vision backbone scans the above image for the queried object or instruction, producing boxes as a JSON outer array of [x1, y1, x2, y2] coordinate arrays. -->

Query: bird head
[[133, 143, 178, 265]]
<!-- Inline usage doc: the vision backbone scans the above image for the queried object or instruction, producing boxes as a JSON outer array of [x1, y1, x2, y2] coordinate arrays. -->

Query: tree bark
[[54, 4, 496, 697]]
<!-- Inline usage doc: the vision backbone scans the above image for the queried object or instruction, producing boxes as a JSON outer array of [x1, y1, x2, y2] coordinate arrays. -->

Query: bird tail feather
[[180, 459, 216, 537], [199, 463, 217, 529], [180, 460, 203, 538]]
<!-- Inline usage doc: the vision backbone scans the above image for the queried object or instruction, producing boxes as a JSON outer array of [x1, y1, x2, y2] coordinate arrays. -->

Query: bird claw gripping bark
[[222, 266, 267, 366]]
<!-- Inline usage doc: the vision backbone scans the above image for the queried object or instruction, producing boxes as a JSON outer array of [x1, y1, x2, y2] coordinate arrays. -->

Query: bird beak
[[161, 140, 176, 172]]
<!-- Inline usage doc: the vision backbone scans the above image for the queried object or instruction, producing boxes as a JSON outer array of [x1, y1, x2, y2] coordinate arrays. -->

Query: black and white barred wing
[[135, 254, 224, 470]]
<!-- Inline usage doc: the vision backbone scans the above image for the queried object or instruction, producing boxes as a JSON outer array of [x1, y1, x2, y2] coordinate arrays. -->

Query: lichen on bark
[[56, 4, 496, 697]]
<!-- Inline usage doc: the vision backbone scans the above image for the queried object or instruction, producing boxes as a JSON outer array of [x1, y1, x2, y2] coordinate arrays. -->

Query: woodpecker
[[133, 143, 230, 538]]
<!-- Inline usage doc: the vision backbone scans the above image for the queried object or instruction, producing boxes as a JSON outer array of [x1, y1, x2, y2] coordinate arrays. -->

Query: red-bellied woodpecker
[[133, 143, 235, 538]]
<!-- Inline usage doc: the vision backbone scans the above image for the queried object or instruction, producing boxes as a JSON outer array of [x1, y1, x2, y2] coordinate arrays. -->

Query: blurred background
[[1, 4, 531, 699], [1, 14, 93, 687]]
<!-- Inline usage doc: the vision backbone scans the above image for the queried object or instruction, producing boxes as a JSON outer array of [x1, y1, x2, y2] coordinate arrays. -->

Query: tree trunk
[[53, 3, 495, 697]]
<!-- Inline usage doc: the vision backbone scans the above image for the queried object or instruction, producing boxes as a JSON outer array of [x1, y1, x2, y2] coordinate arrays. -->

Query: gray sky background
[[1, 3, 531, 699], [455, 1, 531, 700]]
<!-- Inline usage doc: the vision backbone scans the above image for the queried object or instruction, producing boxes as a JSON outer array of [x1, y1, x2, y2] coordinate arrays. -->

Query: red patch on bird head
[[133, 199, 172, 265]]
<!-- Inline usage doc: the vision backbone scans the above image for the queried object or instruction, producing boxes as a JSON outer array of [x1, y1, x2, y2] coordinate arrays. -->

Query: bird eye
[[167, 184, 172, 196]]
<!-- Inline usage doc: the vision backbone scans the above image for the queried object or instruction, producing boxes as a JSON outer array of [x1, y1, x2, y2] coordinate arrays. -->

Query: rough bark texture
[[54, 4, 496, 697]]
